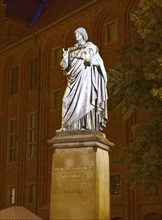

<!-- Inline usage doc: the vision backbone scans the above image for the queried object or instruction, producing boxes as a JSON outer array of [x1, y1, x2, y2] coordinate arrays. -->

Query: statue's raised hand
[[60, 48, 69, 70], [62, 48, 68, 59]]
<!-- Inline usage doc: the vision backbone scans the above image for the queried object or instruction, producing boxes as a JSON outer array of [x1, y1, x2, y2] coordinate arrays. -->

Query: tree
[[108, 0, 162, 190]]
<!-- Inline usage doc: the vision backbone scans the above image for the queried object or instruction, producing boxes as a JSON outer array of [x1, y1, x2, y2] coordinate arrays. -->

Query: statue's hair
[[74, 27, 88, 41]]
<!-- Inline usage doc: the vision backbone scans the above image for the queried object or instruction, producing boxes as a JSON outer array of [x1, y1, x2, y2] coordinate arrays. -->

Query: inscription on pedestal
[[51, 148, 96, 219], [54, 166, 94, 194]]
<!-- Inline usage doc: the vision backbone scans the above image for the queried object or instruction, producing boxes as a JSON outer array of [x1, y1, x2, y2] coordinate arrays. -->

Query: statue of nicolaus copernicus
[[59, 27, 108, 131]]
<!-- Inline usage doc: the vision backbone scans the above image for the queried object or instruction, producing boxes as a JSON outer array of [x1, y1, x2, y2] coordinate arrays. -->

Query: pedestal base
[[48, 130, 114, 220]]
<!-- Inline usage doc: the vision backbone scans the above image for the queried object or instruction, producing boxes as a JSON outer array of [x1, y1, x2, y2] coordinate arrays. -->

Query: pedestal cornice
[[48, 130, 115, 151]]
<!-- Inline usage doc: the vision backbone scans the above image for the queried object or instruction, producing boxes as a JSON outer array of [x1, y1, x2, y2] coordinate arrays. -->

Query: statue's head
[[74, 27, 88, 41]]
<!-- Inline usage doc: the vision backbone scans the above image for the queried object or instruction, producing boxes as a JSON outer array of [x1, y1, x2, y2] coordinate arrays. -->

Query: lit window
[[30, 57, 38, 88], [10, 66, 18, 95], [52, 90, 62, 110], [28, 184, 36, 203], [106, 21, 118, 43], [8, 119, 17, 162], [110, 174, 120, 195], [52, 47, 62, 66], [9, 187, 15, 205], [28, 113, 37, 158]]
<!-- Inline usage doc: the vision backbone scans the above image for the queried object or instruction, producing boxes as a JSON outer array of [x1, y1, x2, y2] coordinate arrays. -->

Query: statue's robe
[[60, 42, 108, 131]]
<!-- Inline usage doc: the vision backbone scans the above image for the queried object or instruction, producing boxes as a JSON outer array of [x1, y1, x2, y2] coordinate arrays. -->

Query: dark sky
[[4, 0, 92, 25], [5, 0, 40, 23]]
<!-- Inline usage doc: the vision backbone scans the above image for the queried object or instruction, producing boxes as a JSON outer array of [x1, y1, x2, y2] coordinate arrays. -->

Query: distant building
[[0, 0, 162, 219]]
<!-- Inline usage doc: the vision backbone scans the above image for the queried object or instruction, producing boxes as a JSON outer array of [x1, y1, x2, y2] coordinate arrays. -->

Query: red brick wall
[[0, 0, 162, 219]]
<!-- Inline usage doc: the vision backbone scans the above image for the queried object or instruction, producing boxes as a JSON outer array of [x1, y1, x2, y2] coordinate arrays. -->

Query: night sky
[[4, 0, 91, 25]]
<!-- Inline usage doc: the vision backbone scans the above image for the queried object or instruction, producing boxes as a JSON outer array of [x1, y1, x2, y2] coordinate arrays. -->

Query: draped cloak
[[60, 42, 108, 131]]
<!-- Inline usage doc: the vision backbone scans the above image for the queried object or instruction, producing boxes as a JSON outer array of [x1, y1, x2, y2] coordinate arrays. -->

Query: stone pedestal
[[48, 130, 114, 220]]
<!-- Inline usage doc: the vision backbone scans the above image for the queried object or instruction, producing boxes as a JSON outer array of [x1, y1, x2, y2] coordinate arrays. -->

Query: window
[[28, 184, 36, 203], [10, 66, 18, 95], [52, 47, 62, 66], [52, 90, 62, 110], [8, 118, 17, 162], [9, 187, 15, 205], [105, 21, 118, 43], [28, 113, 37, 158], [110, 174, 120, 195], [30, 57, 38, 88]]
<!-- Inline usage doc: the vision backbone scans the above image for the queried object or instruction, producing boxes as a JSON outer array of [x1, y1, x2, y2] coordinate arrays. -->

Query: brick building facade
[[0, 0, 162, 219]]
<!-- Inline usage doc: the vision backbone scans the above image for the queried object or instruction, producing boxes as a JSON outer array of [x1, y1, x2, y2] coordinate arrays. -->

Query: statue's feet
[[81, 127, 86, 130], [56, 127, 66, 132]]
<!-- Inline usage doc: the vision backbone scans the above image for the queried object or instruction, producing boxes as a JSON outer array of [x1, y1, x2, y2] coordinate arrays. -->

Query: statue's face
[[75, 31, 83, 42]]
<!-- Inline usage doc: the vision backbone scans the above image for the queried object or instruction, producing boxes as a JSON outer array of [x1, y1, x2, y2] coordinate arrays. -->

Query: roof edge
[[0, 0, 98, 54]]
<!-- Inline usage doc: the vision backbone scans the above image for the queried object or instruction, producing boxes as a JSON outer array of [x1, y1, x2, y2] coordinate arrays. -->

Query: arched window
[[10, 66, 18, 95], [29, 56, 38, 89]]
